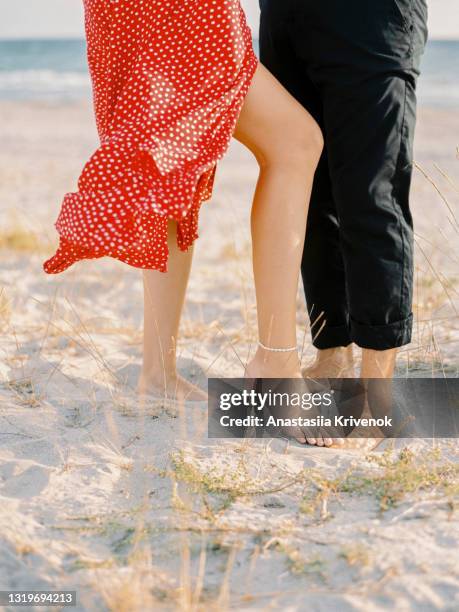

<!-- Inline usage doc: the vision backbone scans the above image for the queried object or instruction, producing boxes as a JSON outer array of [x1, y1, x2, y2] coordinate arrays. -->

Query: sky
[[0, 0, 457, 40]]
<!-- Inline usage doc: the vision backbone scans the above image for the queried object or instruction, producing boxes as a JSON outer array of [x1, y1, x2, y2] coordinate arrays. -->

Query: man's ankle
[[361, 348, 396, 379], [303, 345, 355, 378], [316, 345, 354, 364]]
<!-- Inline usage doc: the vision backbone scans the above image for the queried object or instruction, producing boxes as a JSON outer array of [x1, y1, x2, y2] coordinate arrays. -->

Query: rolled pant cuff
[[349, 314, 413, 350], [312, 323, 352, 350]]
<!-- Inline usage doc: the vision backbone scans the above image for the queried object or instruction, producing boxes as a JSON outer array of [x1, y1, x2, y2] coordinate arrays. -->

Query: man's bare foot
[[302, 345, 356, 379], [138, 370, 207, 402]]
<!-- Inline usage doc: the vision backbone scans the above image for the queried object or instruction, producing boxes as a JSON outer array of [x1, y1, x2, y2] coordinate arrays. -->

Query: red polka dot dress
[[44, 0, 257, 274]]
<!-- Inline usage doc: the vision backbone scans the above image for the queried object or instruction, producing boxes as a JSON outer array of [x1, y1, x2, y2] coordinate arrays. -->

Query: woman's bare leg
[[235, 65, 334, 446], [234, 64, 323, 380], [138, 220, 207, 401]]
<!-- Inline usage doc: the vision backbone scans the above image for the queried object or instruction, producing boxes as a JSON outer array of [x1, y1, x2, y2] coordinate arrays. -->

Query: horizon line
[[0, 35, 459, 43]]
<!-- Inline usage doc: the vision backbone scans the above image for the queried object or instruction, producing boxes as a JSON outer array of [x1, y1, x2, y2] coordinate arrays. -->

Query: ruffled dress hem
[[44, 0, 257, 274]]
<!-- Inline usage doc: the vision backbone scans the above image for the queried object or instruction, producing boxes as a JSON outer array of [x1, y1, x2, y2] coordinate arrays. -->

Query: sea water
[[0, 38, 458, 107]]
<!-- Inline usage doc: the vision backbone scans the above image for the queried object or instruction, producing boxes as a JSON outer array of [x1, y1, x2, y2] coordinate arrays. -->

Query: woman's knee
[[258, 113, 324, 172], [288, 113, 323, 166]]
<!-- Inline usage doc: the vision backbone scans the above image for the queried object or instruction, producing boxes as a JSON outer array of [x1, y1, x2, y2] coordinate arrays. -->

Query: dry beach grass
[[0, 100, 458, 610]]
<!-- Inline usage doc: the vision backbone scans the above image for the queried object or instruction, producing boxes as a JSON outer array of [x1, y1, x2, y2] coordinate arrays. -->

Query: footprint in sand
[[0, 463, 50, 499]]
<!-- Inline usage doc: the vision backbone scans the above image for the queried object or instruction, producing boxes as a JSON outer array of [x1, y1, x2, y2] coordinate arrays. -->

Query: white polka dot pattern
[[44, 0, 257, 274]]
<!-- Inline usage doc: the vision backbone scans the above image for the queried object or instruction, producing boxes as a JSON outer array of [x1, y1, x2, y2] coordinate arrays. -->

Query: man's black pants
[[259, 0, 428, 350]]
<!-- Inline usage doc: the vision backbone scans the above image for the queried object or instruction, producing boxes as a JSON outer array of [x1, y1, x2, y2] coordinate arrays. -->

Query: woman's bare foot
[[302, 346, 355, 448], [306, 433, 343, 448], [245, 346, 303, 379], [245, 347, 305, 444], [138, 370, 207, 402], [245, 348, 336, 447], [302, 345, 356, 379]]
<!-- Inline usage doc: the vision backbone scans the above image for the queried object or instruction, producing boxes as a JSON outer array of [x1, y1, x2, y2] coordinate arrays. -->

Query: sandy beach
[[0, 100, 458, 610]]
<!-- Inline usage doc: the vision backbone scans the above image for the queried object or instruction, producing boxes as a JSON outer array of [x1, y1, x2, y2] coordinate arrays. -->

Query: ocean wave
[[0, 70, 91, 96], [0, 68, 457, 106], [417, 78, 459, 107]]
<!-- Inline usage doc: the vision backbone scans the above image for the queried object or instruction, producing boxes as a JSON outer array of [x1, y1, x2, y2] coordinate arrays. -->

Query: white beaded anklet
[[258, 341, 297, 353]]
